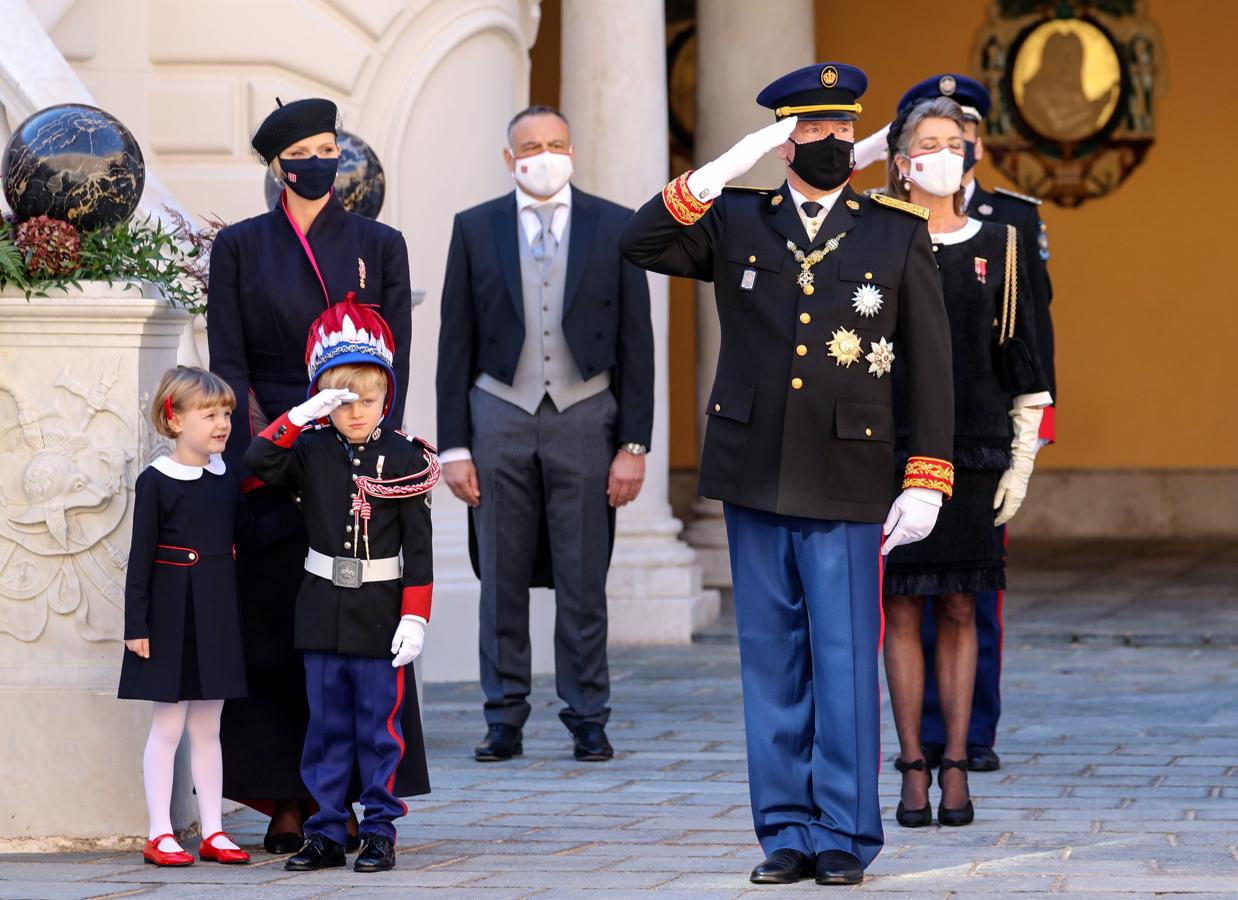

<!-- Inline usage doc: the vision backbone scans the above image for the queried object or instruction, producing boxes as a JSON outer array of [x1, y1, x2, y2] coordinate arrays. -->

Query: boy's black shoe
[[474, 724, 523, 761], [284, 835, 345, 871], [353, 835, 396, 872]]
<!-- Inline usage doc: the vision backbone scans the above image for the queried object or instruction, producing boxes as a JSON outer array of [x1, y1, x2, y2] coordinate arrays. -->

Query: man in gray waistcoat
[[436, 106, 654, 762]]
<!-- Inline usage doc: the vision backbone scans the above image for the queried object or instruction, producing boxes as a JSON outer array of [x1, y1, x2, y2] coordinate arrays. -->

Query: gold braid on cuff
[[661, 171, 713, 225], [902, 456, 955, 499]]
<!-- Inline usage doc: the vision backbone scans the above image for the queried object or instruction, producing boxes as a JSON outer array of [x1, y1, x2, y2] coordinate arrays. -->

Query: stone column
[[560, 0, 717, 642], [684, 0, 815, 587]]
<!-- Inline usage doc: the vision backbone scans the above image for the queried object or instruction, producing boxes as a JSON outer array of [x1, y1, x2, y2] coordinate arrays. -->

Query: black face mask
[[963, 140, 978, 175], [279, 155, 340, 200], [788, 132, 855, 192]]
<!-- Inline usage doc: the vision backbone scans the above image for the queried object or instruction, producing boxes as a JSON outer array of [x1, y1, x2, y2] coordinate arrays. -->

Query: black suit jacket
[[620, 182, 954, 525], [435, 187, 654, 453], [970, 182, 1056, 398]]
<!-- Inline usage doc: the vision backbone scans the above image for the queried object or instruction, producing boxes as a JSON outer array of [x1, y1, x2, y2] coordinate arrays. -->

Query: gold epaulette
[[993, 186, 1043, 206], [869, 193, 930, 220]]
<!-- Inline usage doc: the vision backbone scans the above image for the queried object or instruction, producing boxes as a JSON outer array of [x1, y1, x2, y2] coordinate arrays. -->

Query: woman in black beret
[[208, 97, 423, 853]]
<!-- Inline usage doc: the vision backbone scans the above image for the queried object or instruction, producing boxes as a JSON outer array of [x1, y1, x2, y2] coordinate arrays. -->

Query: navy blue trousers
[[724, 504, 884, 867], [920, 524, 1007, 748], [302, 651, 408, 844]]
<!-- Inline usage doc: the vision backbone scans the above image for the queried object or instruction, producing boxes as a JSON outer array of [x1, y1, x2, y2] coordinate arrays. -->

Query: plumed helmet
[[305, 292, 397, 417]]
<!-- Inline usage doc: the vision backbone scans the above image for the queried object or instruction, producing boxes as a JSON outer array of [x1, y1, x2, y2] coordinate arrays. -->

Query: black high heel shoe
[[893, 757, 933, 827], [937, 757, 975, 826]]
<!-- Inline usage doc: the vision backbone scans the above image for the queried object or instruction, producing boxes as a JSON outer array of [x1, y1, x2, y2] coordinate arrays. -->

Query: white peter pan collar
[[930, 217, 983, 245], [150, 454, 226, 481]]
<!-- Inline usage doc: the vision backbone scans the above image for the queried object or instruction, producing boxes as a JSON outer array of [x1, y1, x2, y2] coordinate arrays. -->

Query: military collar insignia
[[151, 454, 227, 481], [846, 198, 860, 210], [851, 283, 884, 317], [866, 337, 895, 379], [770, 194, 784, 208], [828, 327, 864, 367], [977, 203, 994, 216]]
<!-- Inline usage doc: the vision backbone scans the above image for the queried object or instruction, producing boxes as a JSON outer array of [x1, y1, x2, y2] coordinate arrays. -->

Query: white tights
[[143, 700, 238, 852]]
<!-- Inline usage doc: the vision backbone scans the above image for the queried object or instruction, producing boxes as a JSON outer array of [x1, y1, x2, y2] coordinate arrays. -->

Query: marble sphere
[[1, 104, 145, 231], [264, 131, 386, 218]]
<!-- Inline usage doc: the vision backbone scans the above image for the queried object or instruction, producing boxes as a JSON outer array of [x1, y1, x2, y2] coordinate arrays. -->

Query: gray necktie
[[532, 203, 561, 263]]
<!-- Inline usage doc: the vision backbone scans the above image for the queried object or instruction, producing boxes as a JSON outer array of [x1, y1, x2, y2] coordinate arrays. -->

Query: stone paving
[[2, 540, 1236, 898]]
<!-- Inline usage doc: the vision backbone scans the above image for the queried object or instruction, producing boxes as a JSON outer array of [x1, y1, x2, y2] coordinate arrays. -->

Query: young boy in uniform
[[246, 295, 438, 873]]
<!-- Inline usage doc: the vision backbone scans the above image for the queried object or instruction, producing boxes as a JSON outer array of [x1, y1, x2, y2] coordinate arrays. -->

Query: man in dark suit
[[436, 105, 654, 763], [620, 64, 954, 886]]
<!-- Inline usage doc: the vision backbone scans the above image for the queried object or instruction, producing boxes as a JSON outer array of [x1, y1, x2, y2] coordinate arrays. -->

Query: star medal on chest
[[974, 256, 987, 284], [851, 282, 884, 317], [865, 337, 895, 378], [357, 257, 367, 289], [786, 232, 847, 296], [827, 327, 863, 367]]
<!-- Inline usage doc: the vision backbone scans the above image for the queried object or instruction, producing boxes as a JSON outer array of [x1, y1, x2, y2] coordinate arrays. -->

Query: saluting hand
[[443, 459, 481, 507], [125, 638, 150, 659], [688, 116, 799, 202], [289, 388, 359, 426], [608, 449, 646, 508]]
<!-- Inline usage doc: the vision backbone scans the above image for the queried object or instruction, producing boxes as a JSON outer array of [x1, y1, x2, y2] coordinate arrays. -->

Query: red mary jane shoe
[[199, 831, 251, 864], [143, 834, 194, 867]]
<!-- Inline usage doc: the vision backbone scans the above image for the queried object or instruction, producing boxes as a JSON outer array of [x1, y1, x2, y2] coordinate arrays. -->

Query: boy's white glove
[[854, 122, 891, 171], [994, 403, 1045, 526], [288, 388, 358, 426], [687, 117, 798, 202], [390, 615, 427, 668], [882, 487, 943, 555]]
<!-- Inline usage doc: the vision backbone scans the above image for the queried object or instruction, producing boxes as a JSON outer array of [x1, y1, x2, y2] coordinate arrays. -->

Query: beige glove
[[993, 403, 1045, 526], [853, 122, 891, 172], [687, 117, 798, 202]]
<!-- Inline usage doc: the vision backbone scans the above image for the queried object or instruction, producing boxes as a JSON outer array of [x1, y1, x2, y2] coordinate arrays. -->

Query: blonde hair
[[886, 96, 969, 215], [151, 366, 235, 438], [316, 363, 388, 398]]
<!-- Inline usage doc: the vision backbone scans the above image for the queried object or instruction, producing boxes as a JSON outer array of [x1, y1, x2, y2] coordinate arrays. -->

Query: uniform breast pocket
[[838, 260, 897, 330], [824, 399, 894, 502], [721, 245, 784, 309], [700, 377, 754, 485]]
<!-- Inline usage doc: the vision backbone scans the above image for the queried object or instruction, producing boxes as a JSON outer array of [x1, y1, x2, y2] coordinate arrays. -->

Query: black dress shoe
[[263, 831, 304, 855], [474, 723, 523, 761], [749, 848, 815, 884], [284, 835, 345, 871], [921, 741, 944, 769], [815, 849, 864, 885], [353, 835, 396, 873], [937, 757, 976, 826], [571, 722, 614, 761], [893, 757, 933, 828], [968, 744, 1001, 772]]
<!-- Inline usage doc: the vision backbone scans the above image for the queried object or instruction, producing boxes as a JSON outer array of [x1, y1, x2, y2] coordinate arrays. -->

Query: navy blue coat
[[208, 194, 412, 475]]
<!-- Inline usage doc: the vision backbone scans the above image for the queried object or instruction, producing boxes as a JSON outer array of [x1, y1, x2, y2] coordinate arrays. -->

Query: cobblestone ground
[[2, 540, 1236, 899]]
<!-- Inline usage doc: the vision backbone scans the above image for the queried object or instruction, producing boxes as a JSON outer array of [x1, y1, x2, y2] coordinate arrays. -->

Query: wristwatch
[[620, 442, 648, 456]]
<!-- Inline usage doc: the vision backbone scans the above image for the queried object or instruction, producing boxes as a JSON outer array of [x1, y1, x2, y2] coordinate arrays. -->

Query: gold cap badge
[[821, 66, 838, 88]]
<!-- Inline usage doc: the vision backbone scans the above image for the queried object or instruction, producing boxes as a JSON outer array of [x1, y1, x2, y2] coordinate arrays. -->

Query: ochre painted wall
[[819, 0, 1238, 469]]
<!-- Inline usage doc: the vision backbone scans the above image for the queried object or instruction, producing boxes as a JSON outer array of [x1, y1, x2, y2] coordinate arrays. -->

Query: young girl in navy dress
[[118, 367, 250, 866]]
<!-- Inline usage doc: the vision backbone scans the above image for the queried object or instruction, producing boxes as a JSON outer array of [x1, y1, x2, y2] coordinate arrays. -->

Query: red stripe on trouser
[[385, 667, 408, 816]]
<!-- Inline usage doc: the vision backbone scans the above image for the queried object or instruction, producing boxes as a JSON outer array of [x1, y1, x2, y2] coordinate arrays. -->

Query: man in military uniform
[[889, 74, 1058, 774], [620, 63, 955, 886]]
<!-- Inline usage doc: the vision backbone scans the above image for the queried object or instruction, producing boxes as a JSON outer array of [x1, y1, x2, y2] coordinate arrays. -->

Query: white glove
[[853, 122, 891, 172], [390, 615, 427, 668], [994, 403, 1045, 526], [288, 388, 358, 426], [687, 117, 798, 202], [882, 487, 943, 556]]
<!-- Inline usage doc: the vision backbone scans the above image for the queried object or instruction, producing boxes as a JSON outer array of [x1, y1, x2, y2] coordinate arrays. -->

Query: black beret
[[251, 98, 338, 164]]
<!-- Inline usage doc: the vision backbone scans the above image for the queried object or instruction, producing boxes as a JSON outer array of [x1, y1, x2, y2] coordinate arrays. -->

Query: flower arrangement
[[0, 210, 223, 316]]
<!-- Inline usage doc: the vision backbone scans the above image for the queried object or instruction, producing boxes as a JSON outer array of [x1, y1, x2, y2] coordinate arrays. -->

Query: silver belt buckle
[[332, 556, 364, 589]]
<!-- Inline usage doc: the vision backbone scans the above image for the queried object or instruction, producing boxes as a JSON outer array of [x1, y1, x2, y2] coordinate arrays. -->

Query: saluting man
[[620, 63, 956, 886], [868, 75, 1058, 774]]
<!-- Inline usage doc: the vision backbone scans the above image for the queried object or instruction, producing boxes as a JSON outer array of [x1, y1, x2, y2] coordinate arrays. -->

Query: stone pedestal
[[561, 0, 718, 641], [0, 286, 195, 847]]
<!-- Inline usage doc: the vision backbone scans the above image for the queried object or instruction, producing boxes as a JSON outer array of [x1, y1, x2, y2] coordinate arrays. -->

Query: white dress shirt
[[786, 183, 843, 243], [440, 182, 575, 465]]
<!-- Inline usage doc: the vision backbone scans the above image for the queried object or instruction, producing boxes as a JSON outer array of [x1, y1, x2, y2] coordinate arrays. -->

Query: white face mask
[[904, 147, 965, 197], [511, 149, 573, 197]]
